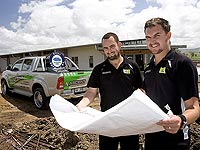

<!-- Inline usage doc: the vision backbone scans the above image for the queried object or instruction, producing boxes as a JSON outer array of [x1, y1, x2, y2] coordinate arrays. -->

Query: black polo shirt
[[87, 57, 142, 111], [143, 50, 199, 115]]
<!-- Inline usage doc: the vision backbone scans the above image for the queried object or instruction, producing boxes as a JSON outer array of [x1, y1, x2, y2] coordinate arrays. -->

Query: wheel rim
[[34, 91, 43, 108]]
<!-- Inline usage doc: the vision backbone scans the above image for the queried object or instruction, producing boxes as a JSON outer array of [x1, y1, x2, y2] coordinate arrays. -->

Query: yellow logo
[[159, 67, 166, 74], [123, 69, 131, 74]]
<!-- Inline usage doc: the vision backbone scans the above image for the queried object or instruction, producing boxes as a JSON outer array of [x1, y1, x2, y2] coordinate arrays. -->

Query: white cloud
[[0, 0, 200, 55], [147, 0, 200, 48]]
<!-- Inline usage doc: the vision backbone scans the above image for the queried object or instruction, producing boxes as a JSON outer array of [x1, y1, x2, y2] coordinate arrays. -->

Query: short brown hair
[[144, 17, 171, 33], [101, 32, 119, 43]]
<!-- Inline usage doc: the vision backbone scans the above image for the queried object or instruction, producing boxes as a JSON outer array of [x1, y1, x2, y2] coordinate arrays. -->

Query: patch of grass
[[181, 52, 200, 61]]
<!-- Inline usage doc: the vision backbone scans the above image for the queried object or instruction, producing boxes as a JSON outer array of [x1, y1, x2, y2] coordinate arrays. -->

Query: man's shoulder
[[96, 60, 108, 67], [173, 51, 191, 61], [172, 51, 194, 67], [93, 60, 109, 70], [123, 57, 138, 66]]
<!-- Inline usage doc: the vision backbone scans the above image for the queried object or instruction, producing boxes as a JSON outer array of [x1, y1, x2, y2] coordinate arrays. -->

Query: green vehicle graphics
[[1, 55, 91, 109], [8, 75, 35, 87]]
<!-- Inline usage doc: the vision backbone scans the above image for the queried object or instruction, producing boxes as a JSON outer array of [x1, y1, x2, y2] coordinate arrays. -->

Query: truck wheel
[[33, 88, 48, 109], [1, 80, 10, 96]]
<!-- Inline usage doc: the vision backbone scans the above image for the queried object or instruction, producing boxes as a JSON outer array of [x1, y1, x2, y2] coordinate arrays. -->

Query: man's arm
[[157, 97, 200, 134], [183, 97, 200, 124], [76, 87, 98, 111]]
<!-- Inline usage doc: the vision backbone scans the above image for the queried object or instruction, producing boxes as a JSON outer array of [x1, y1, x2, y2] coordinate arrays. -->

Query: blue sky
[[0, 0, 200, 55], [0, 0, 22, 28], [0, 0, 148, 29]]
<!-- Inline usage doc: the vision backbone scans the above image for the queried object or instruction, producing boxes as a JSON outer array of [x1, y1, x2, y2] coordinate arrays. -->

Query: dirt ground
[[0, 90, 101, 150], [0, 87, 200, 150]]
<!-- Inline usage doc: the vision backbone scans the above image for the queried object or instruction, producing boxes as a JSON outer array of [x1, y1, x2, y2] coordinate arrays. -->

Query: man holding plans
[[143, 17, 200, 150], [76, 32, 142, 150]]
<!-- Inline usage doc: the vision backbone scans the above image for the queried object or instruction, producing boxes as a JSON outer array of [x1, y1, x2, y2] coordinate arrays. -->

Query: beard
[[152, 48, 164, 54], [107, 52, 120, 60]]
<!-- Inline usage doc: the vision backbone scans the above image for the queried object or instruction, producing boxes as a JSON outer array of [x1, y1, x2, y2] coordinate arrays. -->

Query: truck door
[[8, 59, 23, 89], [17, 58, 35, 93]]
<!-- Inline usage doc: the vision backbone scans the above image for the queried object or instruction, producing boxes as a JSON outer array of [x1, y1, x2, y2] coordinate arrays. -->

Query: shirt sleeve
[[176, 59, 199, 100], [130, 61, 143, 89], [87, 65, 101, 88]]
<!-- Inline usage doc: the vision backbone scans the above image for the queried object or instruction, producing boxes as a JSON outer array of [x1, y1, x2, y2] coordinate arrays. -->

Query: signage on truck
[[49, 52, 65, 68]]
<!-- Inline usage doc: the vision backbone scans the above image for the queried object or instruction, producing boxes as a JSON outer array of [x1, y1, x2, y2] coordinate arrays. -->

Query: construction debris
[[0, 117, 98, 150]]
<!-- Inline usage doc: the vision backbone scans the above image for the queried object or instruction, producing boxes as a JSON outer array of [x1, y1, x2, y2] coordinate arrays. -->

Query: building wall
[[0, 57, 7, 72], [0, 55, 22, 72], [9, 56, 21, 64], [67, 45, 104, 70], [0, 41, 186, 73]]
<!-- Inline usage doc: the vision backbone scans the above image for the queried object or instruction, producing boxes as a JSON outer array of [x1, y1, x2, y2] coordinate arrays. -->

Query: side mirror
[[6, 65, 11, 70]]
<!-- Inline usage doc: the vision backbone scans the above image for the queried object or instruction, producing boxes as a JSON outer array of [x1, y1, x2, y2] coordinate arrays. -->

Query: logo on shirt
[[123, 69, 131, 74], [102, 71, 111, 74], [159, 67, 166, 74], [145, 69, 151, 74]]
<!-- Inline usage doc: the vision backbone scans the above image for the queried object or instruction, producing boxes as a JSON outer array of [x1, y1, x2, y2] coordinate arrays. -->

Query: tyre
[[33, 88, 49, 109], [1, 80, 10, 96]]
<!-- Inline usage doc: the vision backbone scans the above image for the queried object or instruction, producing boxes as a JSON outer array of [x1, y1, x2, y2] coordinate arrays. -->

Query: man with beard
[[143, 17, 200, 150], [76, 32, 142, 150]]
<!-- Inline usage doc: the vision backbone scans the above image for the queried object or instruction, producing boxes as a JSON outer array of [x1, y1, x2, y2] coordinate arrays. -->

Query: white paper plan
[[49, 89, 169, 137]]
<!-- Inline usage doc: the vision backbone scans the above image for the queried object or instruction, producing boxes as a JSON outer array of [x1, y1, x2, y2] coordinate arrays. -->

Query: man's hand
[[157, 115, 182, 134], [76, 87, 98, 111]]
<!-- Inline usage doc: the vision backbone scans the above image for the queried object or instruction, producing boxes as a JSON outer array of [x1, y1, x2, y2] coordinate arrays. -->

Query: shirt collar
[[105, 56, 128, 68], [149, 50, 175, 65]]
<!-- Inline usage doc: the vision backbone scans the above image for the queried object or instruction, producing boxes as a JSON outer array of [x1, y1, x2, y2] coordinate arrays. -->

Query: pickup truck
[[1, 55, 91, 109]]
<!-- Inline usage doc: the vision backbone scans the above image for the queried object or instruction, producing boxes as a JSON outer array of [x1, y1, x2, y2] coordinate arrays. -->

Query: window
[[65, 57, 78, 70], [72, 57, 79, 66], [89, 56, 93, 68], [11, 59, 23, 71], [45, 58, 54, 72], [22, 59, 33, 71], [36, 59, 43, 71]]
